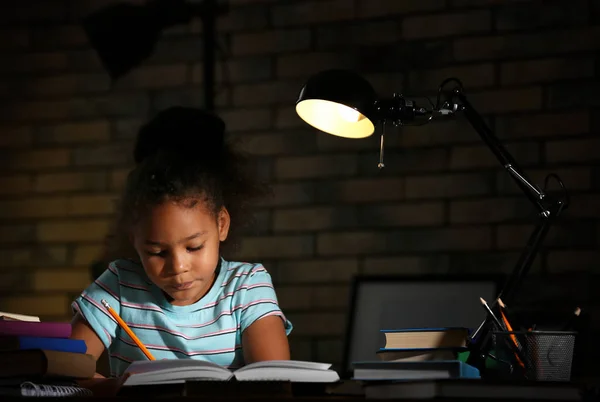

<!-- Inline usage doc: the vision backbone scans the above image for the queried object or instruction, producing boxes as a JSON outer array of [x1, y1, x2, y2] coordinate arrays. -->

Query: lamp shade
[[295, 69, 378, 138]]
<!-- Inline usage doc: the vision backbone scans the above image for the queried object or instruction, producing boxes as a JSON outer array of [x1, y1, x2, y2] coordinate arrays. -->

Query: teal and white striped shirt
[[72, 258, 293, 377]]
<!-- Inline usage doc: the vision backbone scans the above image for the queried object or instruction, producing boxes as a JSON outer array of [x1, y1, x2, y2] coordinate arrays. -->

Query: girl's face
[[131, 199, 230, 306]]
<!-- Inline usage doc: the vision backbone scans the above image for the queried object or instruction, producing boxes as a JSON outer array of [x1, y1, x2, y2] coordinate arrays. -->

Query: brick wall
[[0, 0, 599, 375]]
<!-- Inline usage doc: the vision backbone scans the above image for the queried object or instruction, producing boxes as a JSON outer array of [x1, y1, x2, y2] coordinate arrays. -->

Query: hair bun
[[134, 106, 226, 164]]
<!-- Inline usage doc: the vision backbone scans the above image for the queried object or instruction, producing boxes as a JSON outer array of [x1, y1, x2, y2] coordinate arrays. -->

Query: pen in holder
[[490, 330, 577, 382]]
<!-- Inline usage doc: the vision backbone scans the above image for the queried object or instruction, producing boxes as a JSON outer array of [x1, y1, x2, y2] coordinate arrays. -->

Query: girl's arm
[[242, 315, 290, 363], [70, 313, 129, 395]]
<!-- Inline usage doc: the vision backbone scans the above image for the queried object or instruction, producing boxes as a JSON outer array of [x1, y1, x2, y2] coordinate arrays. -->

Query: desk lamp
[[295, 69, 570, 372]]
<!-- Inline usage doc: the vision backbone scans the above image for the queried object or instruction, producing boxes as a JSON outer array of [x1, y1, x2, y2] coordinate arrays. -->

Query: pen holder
[[490, 330, 576, 382]]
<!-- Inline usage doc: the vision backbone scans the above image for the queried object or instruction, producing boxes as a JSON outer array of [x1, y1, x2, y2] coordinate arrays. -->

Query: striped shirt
[[71, 257, 293, 377]]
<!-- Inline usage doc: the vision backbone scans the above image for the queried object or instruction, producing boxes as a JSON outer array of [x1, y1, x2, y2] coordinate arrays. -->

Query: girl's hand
[[78, 373, 131, 397]]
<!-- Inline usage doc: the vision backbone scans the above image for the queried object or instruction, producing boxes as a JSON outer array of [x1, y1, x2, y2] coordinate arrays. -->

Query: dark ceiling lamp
[[82, 0, 228, 111], [295, 69, 570, 374]]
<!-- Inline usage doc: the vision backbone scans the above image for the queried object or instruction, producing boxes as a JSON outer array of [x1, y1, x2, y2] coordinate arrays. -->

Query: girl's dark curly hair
[[106, 106, 269, 260]]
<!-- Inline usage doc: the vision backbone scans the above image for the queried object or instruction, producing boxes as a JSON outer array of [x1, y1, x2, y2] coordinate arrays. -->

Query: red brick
[[496, 221, 595, 249], [0, 175, 32, 195], [316, 129, 382, 152], [496, 167, 590, 194], [409, 63, 495, 92], [454, 27, 600, 61], [152, 86, 230, 111], [109, 168, 130, 191], [0, 224, 35, 244], [405, 172, 494, 199], [403, 10, 491, 39], [33, 269, 91, 292], [399, 119, 479, 147], [284, 313, 345, 336], [0, 197, 68, 219], [232, 130, 316, 156], [316, 21, 402, 50], [258, 183, 314, 207], [495, 111, 589, 140], [0, 246, 68, 268], [275, 154, 357, 180], [274, 106, 305, 129], [317, 178, 404, 203], [217, 4, 268, 32], [317, 231, 387, 255], [67, 195, 117, 216], [113, 65, 188, 89], [359, 148, 449, 175], [318, 227, 492, 255], [1, 149, 70, 171], [546, 250, 600, 273], [275, 258, 359, 284], [449, 251, 541, 274], [34, 171, 107, 193], [467, 87, 542, 114], [31, 25, 88, 47], [358, 202, 445, 227], [0, 52, 67, 73], [363, 255, 450, 275], [1, 1, 67, 23], [271, 0, 354, 26], [0, 295, 70, 317], [193, 56, 273, 84], [0, 126, 33, 148], [113, 118, 143, 140], [73, 143, 131, 167], [273, 206, 357, 232], [277, 285, 349, 311], [232, 80, 304, 107], [564, 194, 600, 218], [36, 219, 111, 242], [449, 142, 539, 169], [0, 29, 28, 49], [495, 0, 588, 31], [451, 0, 529, 5], [500, 57, 594, 85], [35, 121, 110, 144], [450, 197, 532, 224], [220, 108, 272, 132], [546, 138, 600, 164], [72, 244, 104, 266], [276, 51, 358, 78], [357, 0, 445, 18], [235, 235, 314, 259], [21, 73, 108, 96], [232, 29, 311, 56], [147, 37, 205, 64]]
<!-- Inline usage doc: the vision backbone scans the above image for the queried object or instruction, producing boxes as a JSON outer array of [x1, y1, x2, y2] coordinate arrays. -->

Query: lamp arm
[[440, 83, 570, 376], [444, 85, 569, 304]]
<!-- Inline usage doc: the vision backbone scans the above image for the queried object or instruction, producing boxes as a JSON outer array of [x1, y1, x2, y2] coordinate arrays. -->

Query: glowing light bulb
[[337, 105, 361, 122]]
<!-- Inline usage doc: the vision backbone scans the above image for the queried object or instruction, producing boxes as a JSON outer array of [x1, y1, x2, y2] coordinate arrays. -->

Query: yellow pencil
[[101, 299, 155, 361]]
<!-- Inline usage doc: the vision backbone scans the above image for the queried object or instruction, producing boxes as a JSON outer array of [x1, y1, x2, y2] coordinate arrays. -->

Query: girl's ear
[[218, 207, 231, 242]]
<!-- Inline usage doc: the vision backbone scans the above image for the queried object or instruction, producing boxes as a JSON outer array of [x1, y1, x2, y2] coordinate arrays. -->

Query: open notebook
[[123, 360, 340, 386]]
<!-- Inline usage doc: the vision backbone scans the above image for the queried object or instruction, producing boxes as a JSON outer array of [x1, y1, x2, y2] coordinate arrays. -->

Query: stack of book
[[0, 311, 95, 397], [352, 327, 480, 382]]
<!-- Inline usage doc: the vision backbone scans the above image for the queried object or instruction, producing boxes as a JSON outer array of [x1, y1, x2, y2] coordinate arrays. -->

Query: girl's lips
[[171, 281, 194, 290]]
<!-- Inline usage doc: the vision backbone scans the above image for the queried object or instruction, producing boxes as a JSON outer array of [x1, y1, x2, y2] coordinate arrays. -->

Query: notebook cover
[[0, 321, 71, 339], [0, 336, 86, 354]]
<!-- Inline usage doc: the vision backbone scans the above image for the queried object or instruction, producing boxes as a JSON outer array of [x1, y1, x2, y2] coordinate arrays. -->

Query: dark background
[[0, 0, 598, 377]]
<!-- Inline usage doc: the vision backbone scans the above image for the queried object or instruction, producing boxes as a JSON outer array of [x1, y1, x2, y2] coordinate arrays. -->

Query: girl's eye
[[187, 246, 203, 252], [147, 250, 165, 257]]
